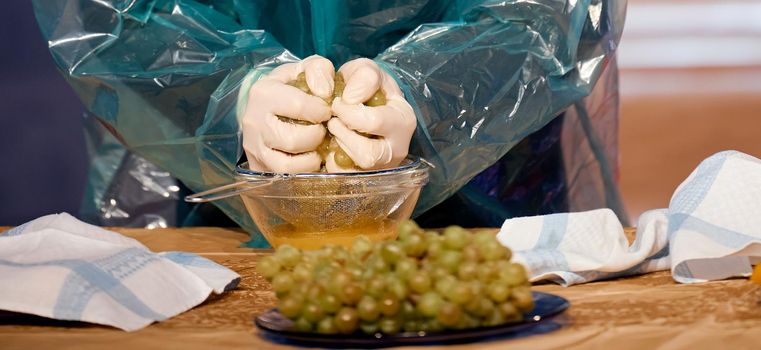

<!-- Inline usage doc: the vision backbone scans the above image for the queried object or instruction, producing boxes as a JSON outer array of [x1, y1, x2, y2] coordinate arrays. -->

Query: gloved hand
[[241, 55, 335, 173], [328, 58, 416, 172]]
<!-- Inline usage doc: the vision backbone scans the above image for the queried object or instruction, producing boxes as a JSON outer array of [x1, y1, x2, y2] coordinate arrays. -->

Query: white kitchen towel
[[0, 213, 240, 331], [497, 150, 761, 286]]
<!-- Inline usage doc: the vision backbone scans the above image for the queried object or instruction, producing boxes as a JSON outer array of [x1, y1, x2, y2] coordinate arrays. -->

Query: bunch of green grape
[[256, 220, 534, 335], [286, 73, 386, 171]]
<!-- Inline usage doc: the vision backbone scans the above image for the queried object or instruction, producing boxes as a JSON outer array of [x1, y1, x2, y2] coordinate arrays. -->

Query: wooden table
[[1, 227, 760, 350]]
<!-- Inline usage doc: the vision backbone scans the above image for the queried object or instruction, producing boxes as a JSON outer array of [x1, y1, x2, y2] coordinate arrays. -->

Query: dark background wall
[[0, 2, 88, 225]]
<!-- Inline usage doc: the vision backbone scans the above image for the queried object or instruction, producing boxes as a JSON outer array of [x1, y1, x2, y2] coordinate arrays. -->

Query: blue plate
[[255, 291, 569, 348]]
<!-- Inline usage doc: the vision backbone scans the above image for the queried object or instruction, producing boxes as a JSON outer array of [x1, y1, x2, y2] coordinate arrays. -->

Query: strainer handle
[[184, 180, 271, 203]]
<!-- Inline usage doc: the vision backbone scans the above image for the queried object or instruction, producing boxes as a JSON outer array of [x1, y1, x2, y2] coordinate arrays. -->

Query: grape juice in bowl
[[187, 157, 429, 249]]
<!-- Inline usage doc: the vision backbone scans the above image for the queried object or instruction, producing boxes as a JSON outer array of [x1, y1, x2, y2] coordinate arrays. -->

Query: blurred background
[[1, 0, 760, 226], [0, 1, 88, 225], [617, 0, 761, 221]]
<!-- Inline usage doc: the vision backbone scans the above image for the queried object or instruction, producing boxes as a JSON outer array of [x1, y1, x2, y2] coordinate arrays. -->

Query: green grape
[[293, 317, 313, 332], [487, 283, 510, 303], [279, 295, 304, 319], [510, 286, 534, 312], [334, 148, 356, 169], [334, 307, 360, 334], [379, 317, 401, 334], [340, 283, 363, 306], [319, 293, 341, 314], [477, 298, 496, 318], [469, 280, 484, 297], [484, 309, 505, 327], [327, 136, 342, 153], [330, 70, 386, 107], [426, 239, 444, 258], [394, 258, 417, 279], [423, 319, 444, 333], [381, 241, 404, 264], [490, 259, 506, 272], [346, 264, 363, 280], [473, 231, 495, 246], [350, 235, 373, 258], [275, 244, 301, 268], [445, 283, 474, 305], [365, 276, 386, 298], [501, 246, 513, 261], [328, 270, 353, 295], [403, 320, 420, 332], [299, 254, 316, 266], [396, 220, 422, 241], [499, 302, 522, 322], [333, 74, 346, 98], [367, 255, 389, 274], [434, 275, 457, 296], [267, 221, 533, 335], [364, 90, 386, 107], [402, 233, 426, 257], [307, 284, 325, 301], [400, 301, 415, 318], [361, 269, 376, 282], [417, 292, 443, 317], [500, 263, 529, 287], [257, 256, 281, 279], [407, 271, 431, 294], [287, 73, 311, 94], [464, 295, 482, 315], [438, 250, 462, 273], [303, 303, 324, 323], [328, 260, 343, 270], [457, 261, 478, 281], [359, 322, 379, 335], [462, 244, 480, 262], [386, 275, 408, 300], [315, 266, 336, 288], [443, 226, 469, 250], [316, 135, 332, 161], [331, 246, 350, 263], [379, 294, 400, 317], [430, 266, 450, 280], [479, 242, 507, 261], [494, 260, 511, 273], [357, 296, 380, 321], [277, 115, 314, 126], [294, 283, 310, 299], [424, 230, 440, 242], [292, 264, 312, 282], [457, 314, 479, 330], [436, 302, 462, 327], [477, 261, 497, 282], [272, 273, 295, 293], [317, 317, 338, 334]]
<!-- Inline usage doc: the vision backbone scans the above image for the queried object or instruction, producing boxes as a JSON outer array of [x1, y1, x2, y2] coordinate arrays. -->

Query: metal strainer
[[186, 157, 429, 249]]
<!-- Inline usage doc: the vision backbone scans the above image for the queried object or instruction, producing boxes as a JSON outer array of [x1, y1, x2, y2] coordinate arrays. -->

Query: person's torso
[[240, 0, 456, 64]]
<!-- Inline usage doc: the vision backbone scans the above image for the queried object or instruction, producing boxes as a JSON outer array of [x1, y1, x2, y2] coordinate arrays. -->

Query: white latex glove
[[328, 58, 416, 172], [241, 55, 335, 173]]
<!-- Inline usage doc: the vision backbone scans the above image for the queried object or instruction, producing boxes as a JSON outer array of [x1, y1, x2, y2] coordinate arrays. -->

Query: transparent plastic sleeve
[[33, 0, 628, 245]]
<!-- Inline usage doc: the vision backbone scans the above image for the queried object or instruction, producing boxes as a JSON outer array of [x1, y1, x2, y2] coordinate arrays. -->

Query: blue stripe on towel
[[0, 252, 166, 321], [1, 222, 31, 237], [670, 151, 732, 215], [161, 252, 226, 269], [536, 214, 568, 249], [675, 214, 758, 249]]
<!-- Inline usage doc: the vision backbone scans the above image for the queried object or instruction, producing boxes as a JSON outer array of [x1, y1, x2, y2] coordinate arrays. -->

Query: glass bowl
[[186, 157, 429, 249]]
